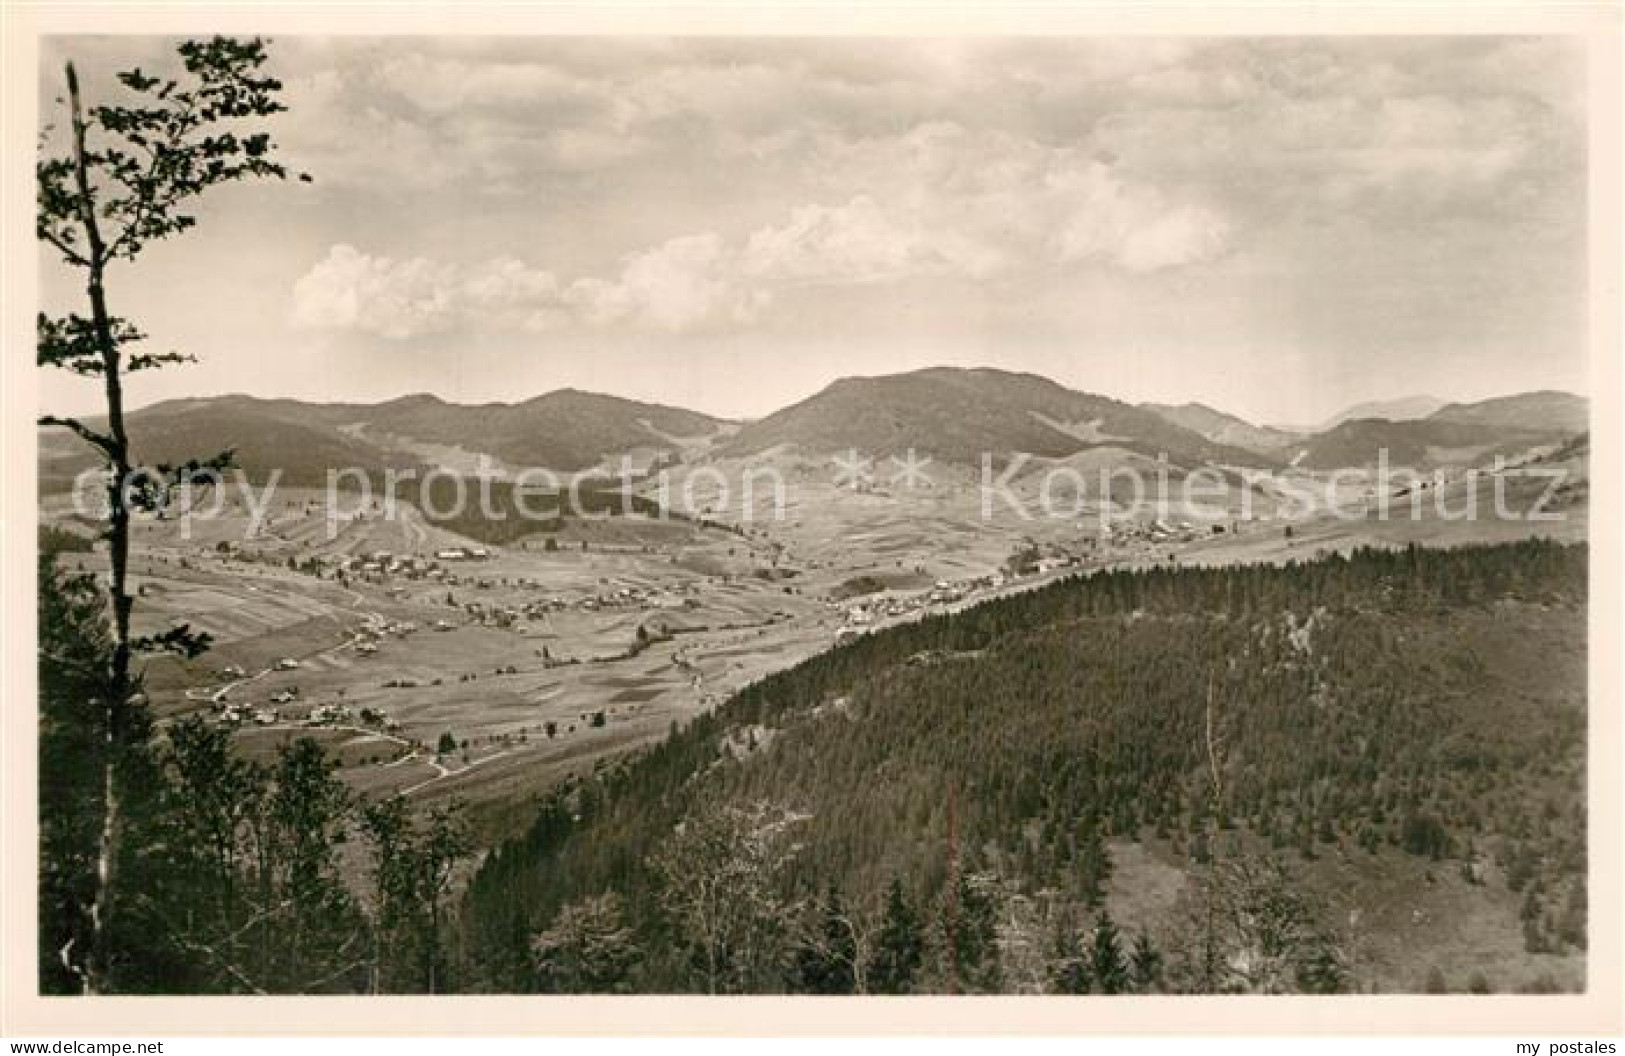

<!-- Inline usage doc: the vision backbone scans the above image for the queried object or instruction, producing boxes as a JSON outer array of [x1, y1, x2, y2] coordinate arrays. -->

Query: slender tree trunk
[[66, 61, 132, 996], [428, 895, 440, 995], [847, 917, 869, 995], [944, 776, 959, 995], [257, 820, 273, 989], [1205, 678, 1225, 805]]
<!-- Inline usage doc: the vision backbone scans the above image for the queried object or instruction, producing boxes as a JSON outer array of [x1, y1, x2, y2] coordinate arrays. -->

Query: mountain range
[[1272, 394, 1451, 434], [1137, 401, 1301, 456], [723, 367, 1270, 467], [38, 368, 1587, 491], [1143, 389, 1585, 469]]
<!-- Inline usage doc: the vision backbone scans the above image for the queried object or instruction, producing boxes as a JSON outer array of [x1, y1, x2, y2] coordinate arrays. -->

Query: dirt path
[[181, 609, 387, 708], [401, 748, 512, 796]]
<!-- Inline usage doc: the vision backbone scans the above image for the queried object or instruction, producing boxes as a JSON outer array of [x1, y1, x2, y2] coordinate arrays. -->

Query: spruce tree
[[1129, 928, 1163, 993], [1078, 815, 1113, 908], [791, 883, 859, 994], [1048, 910, 1090, 994], [947, 871, 1003, 993], [867, 878, 923, 994], [1091, 909, 1128, 995]]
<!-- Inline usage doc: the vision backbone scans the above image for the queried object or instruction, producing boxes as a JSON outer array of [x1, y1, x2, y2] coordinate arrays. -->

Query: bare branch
[[40, 227, 91, 268], [38, 414, 116, 459]]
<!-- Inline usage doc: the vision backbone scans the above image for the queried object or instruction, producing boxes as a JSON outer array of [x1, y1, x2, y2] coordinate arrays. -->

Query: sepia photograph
[[3, 0, 1621, 1041]]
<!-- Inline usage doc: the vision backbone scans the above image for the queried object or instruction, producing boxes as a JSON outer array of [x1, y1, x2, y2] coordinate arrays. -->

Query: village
[[52, 450, 1409, 838]]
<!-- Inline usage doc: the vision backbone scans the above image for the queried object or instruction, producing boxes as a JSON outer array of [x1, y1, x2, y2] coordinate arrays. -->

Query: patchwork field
[[41, 441, 1590, 849]]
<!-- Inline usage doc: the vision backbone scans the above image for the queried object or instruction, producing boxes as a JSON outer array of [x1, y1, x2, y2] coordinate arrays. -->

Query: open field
[[41, 443, 1589, 847]]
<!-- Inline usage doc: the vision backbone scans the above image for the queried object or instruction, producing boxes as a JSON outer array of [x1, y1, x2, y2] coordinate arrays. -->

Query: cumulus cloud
[[1048, 164, 1231, 272], [785, 124, 1234, 276], [269, 35, 1579, 258], [291, 133, 1238, 340], [372, 53, 608, 120], [291, 245, 460, 339], [566, 234, 765, 331], [292, 237, 761, 339], [276, 36, 1582, 337], [741, 196, 998, 284], [292, 164, 1232, 341], [292, 246, 566, 340]]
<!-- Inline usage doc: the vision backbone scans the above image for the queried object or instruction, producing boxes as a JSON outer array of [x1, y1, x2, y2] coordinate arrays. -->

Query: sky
[[37, 35, 1589, 426]]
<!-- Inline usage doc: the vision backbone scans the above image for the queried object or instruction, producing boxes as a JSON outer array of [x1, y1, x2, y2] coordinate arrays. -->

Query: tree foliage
[[37, 36, 302, 992], [464, 541, 1586, 994], [531, 893, 641, 994]]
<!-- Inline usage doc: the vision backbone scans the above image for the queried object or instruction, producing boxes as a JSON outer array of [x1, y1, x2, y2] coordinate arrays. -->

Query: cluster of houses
[[1103, 519, 1225, 546], [451, 581, 701, 631], [570, 583, 698, 614], [213, 671, 300, 728], [307, 701, 354, 727], [833, 576, 992, 640], [459, 599, 525, 629], [213, 699, 279, 727], [436, 545, 492, 561], [324, 547, 491, 584], [354, 617, 419, 656], [831, 537, 1170, 642], [211, 689, 401, 734]]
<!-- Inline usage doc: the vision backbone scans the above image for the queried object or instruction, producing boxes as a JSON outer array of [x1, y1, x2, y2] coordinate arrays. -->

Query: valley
[[24, 27, 1605, 1014], [38, 369, 1590, 847]]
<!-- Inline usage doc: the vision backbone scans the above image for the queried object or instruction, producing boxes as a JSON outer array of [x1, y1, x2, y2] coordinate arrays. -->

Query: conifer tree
[[790, 883, 860, 994], [1090, 909, 1128, 995], [867, 878, 924, 994], [1129, 928, 1163, 993], [1048, 910, 1091, 995]]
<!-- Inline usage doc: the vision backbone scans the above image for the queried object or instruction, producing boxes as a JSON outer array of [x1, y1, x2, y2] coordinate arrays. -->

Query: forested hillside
[[37, 389, 725, 495], [719, 367, 1276, 468], [38, 559, 474, 995], [463, 541, 1587, 995]]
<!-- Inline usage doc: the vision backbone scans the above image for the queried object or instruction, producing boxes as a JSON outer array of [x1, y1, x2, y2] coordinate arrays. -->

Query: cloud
[[784, 124, 1234, 276], [276, 36, 1582, 338], [1048, 164, 1231, 272], [567, 234, 766, 331], [741, 195, 998, 284], [291, 145, 1236, 339], [292, 246, 565, 340], [291, 238, 758, 338], [372, 53, 609, 121], [1117, 207, 1232, 274], [291, 245, 461, 339], [279, 70, 464, 192], [263, 34, 1581, 281], [1088, 45, 1582, 228]]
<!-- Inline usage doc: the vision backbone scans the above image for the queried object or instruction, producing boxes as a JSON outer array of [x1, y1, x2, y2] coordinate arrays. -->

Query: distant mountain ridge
[[39, 395, 415, 489], [1316, 395, 1448, 431], [1429, 390, 1587, 433], [1292, 391, 1589, 470], [359, 389, 727, 470], [1273, 391, 1585, 436], [1152, 390, 1589, 471], [1271, 395, 1447, 433], [1138, 401, 1301, 456], [721, 367, 1278, 468], [39, 376, 1588, 490], [39, 389, 731, 490]]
